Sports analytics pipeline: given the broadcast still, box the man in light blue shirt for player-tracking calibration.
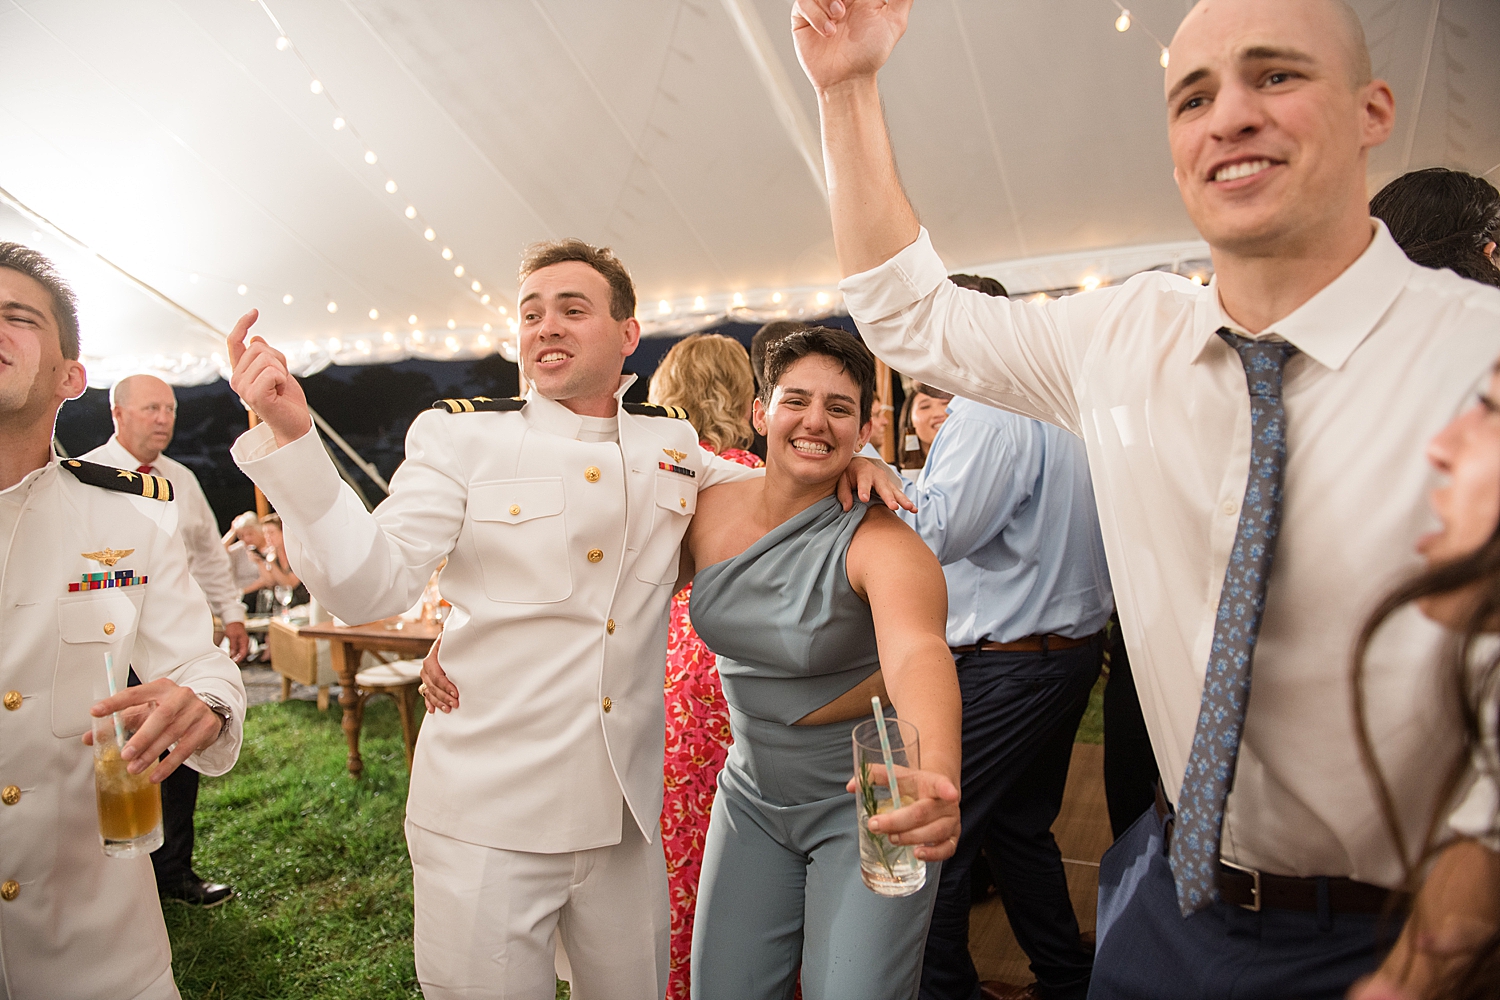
[899,276,1113,1000]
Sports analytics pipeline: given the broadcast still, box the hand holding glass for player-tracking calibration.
[92,706,163,858]
[852,716,926,896]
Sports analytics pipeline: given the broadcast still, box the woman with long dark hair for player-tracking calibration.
[1349,363,1500,999]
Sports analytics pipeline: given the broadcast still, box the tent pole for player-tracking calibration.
[247,411,270,520]
[875,360,895,464]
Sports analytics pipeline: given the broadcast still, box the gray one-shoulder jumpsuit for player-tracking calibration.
[688,497,941,1000]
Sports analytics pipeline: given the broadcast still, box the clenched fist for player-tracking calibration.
[791,0,913,92]
[227,309,313,446]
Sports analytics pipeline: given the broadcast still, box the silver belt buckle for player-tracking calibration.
[1220,858,1262,912]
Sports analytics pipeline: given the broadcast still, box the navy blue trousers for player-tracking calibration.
[921,639,1103,1000]
[1090,805,1402,999]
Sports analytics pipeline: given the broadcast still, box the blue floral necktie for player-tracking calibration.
[1168,329,1298,916]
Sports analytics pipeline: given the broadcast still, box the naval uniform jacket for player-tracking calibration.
[232,379,760,853]
[0,457,246,1000]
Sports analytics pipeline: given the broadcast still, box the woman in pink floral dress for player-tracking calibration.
[649,334,762,999]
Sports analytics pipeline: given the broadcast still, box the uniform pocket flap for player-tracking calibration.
[654,473,696,516]
[469,478,565,525]
[58,594,139,644]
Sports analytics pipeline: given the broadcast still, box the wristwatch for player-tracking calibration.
[197,692,233,741]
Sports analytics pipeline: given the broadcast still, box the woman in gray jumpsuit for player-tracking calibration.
[680,328,962,1000]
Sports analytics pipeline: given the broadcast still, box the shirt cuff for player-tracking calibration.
[217,601,247,626]
[839,227,951,324]
[232,422,344,525]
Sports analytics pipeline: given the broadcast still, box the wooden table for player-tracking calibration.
[297,618,442,778]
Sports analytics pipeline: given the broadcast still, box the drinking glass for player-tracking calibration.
[851,716,926,896]
[92,711,163,858]
[273,585,293,618]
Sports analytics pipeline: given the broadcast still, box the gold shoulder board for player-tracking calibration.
[430,397,528,414]
[60,460,175,501]
[622,402,690,420]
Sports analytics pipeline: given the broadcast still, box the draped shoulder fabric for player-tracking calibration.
[690,496,881,725]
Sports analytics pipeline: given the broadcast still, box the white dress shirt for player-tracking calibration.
[232,378,761,854]
[82,436,246,626]
[843,221,1500,887]
[0,456,245,1000]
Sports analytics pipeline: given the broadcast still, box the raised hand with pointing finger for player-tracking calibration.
[227,309,313,446]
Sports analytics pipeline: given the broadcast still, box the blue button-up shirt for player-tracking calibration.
[897,397,1113,646]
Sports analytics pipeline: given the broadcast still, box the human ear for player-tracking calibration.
[1359,79,1396,149]
[620,317,642,358]
[752,397,768,437]
[62,360,88,402]
[855,418,873,451]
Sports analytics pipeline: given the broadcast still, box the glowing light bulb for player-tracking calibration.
[329,337,342,351]
[471,281,482,293]
[333,117,345,130]
[771,292,783,304]
[1160,48,1170,68]
[441,247,453,260]
[1032,292,1050,303]
[482,323,492,333]
[405,205,417,219]
[1115,9,1131,32]
[447,319,456,330]
[382,331,395,343]
[658,300,671,315]
[369,308,379,320]
[282,293,294,305]
[1081,276,1102,292]
[499,305,507,315]
[408,314,418,325]
[364,150,377,165]
[237,284,248,295]
[732,292,745,307]
[357,340,370,353]
[413,330,424,342]
[477,335,491,348]
[480,294,491,304]
[1190,274,1205,285]
[445,336,459,351]
[423,228,436,241]
[310,79,324,94]
[275,36,290,51]
[816,292,831,306]
[693,296,705,310]
[385,180,397,194]
[453,265,464,277]
[327,301,339,313]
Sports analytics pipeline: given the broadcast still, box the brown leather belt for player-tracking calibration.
[949,631,1102,655]
[1152,787,1406,915]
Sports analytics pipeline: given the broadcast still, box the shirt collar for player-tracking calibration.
[1191,219,1411,370]
[524,374,637,438]
[97,434,145,469]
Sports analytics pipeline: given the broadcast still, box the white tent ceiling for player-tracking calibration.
[1,0,1496,386]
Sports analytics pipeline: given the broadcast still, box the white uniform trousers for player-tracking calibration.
[406,808,669,1000]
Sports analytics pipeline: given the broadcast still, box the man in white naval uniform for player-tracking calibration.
[225,238,905,999]
[0,242,245,1000]
[84,373,245,908]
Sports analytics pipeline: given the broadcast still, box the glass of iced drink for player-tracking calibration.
[92,711,163,858]
[851,717,926,897]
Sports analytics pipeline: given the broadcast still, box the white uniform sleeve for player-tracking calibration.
[698,447,765,488]
[177,473,247,625]
[839,227,1121,438]
[131,501,246,776]
[231,412,466,626]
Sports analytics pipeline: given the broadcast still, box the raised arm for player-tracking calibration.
[792,0,920,276]
[846,504,961,860]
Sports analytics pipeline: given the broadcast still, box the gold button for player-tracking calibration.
[103,622,116,636]
[601,696,612,713]
[606,619,616,634]
[510,504,521,516]
[585,467,601,483]
[3,691,19,711]
[679,497,687,508]
[587,548,604,563]
[1,881,16,902]
[0,787,17,806]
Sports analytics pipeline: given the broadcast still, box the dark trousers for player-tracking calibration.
[1090,806,1401,999]
[1100,625,1158,840]
[921,638,1104,1000]
[126,669,200,889]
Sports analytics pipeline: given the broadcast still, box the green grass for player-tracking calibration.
[1075,674,1105,746]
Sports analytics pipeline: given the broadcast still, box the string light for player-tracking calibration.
[771,292,783,304]
[816,292,831,306]
[328,337,341,351]
[282,293,293,305]
[237,284,248,295]
[658,300,671,315]
[1081,276,1102,292]
[407,314,418,325]
[1115,9,1131,32]
[1160,48,1170,68]
[441,247,453,260]
[363,150,377,165]
[275,35,290,51]
[333,117,345,130]
[404,205,417,219]
[446,319,456,330]
[368,308,379,319]
[482,323,492,333]
[327,301,338,313]
[423,228,436,241]
[382,331,395,343]
[471,281,482,293]
[732,292,745,307]
[385,180,397,194]
[453,265,464,277]
[309,79,323,94]
[693,296,705,311]
[480,294,491,304]
[445,336,459,351]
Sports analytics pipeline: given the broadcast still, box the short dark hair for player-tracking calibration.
[518,238,637,320]
[0,241,80,359]
[1371,168,1500,288]
[760,326,877,425]
[948,272,1009,298]
[749,320,806,388]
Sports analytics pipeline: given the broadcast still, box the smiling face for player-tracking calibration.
[1165,0,1393,256]
[0,266,85,423]
[517,260,640,414]
[112,374,177,464]
[754,353,872,488]
[909,392,949,448]
[1418,365,1500,627]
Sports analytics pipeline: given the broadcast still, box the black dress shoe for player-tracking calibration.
[160,879,234,908]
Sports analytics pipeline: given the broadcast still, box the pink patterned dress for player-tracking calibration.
[662,445,761,1000]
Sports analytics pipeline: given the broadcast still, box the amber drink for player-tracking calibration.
[92,715,162,857]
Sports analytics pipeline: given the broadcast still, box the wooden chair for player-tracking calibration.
[265,619,331,710]
[351,658,423,771]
